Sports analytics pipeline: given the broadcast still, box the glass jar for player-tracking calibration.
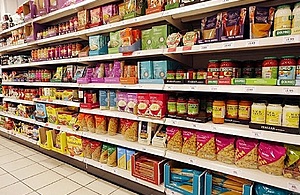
[226,100,238,119]
[274,5,292,36]
[262,57,278,79]
[197,69,207,80]
[177,97,187,117]
[242,61,255,78]
[187,69,196,80]
[278,56,296,80]
[297,57,300,80]
[212,100,225,124]
[188,97,199,118]
[167,70,176,80]
[238,100,252,120]
[219,59,234,79]
[207,60,219,79]
[266,104,283,126]
[251,102,267,124]
[176,69,186,80]
[282,104,300,128]
[167,96,177,115]
[292,2,300,34]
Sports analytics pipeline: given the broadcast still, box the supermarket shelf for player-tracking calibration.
[2,63,31,69]
[165,118,300,145]
[165,151,300,193]
[80,109,165,124]
[33,98,80,107]
[82,131,166,157]
[0,127,38,145]
[2,81,79,87]
[164,84,300,96]
[164,35,300,55]
[0,111,36,124]
[80,83,164,90]
[84,158,165,192]
[3,97,36,105]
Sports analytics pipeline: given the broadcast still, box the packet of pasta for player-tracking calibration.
[100,143,109,164]
[73,113,87,131]
[196,131,216,160]
[91,141,102,162]
[108,117,119,136]
[82,138,92,159]
[167,126,183,153]
[283,144,300,180]
[95,115,107,134]
[85,114,95,133]
[182,129,196,156]
[235,138,258,169]
[216,135,235,164]
[107,145,117,167]
[124,120,138,142]
[258,142,286,176]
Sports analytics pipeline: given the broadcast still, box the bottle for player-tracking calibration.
[212,100,225,124]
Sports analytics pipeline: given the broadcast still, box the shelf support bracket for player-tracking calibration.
[163,16,185,30]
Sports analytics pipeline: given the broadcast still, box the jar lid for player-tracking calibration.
[277,5,291,9]
[264,56,277,60]
[209,60,219,63]
[221,59,232,62]
[281,56,295,59]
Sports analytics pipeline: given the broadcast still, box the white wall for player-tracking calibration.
[0,0,21,18]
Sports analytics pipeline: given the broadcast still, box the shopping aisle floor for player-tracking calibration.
[0,136,138,195]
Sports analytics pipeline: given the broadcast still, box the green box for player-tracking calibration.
[108,31,121,54]
[165,2,179,10]
[142,29,153,50]
[245,78,277,85]
[152,25,175,49]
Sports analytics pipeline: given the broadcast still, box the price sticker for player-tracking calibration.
[113,169,117,174]
[232,169,239,176]
[211,125,217,131]
[134,51,141,56]
[105,138,109,142]
[200,44,210,50]
[192,123,198,129]
[283,36,296,44]
[246,40,259,47]
[45,123,49,127]
[288,182,300,192]
[189,85,197,90]
[223,42,234,49]
[141,147,147,151]
[171,119,178,125]
[56,126,61,130]
[166,85,173,90]
[283,88,294,95]
[251,130,262,138]
[222,0,231,2]
[245,86,255,93]
[188,158,196,165]
[210,86,219,91]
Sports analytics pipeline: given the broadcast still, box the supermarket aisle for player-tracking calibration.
[0,136,138,195]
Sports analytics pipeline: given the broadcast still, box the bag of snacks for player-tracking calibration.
[108,117,119,136]
[100,143,109,164]
[74,113,87,131]
[167,126,183,153]
[258,142,286,176]
[91,141,102,162]
[235,138,258,169]
[82,138,92,159]
[283,145,300,180]
[216,135,235,164]
[85,114,95,133]
[124,120,138,142]
[107,145,117,167]
[196,131,216,160]
[95,115,107,134]
[182,129,196,155]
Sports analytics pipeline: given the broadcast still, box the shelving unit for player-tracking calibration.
[1,0,300,194]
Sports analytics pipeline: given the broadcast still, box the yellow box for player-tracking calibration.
[51,131,67,154]
[126,149,135,171]
[117,147,126,170]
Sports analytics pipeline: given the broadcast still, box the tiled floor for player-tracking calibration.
[0,136,138,195]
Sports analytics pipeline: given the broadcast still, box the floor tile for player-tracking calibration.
[0,152,23,165]
[37,178,81,195]
[69,187,99,195]
[0,148,13,157]
[17,148,37,157]
[9,144,27,152]
[26,192,40,195]
[52,164,79,177]
[11,163,48,180]
[23,170,64,190]
[68,171,96,186]
[86,179,119,195]
[0,168,6,176]
[1,158,36,172]
[0,173,19,189]
[38,158,63,169]
[0,182,33,195]
[110,188,138,195]
[29,153,50,162]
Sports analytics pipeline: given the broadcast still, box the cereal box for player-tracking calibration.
[117,147,127,169]
[148,93,167,119]
[137,93,149,116]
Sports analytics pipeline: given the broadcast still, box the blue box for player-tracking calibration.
[164,162,205,195]
[139,61,153,79]
[153,60,177,79]
[99,90,109,110]
[89,35,109,56]
[204,172,253,195]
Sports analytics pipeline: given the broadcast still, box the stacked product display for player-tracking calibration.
[0,0,300,195]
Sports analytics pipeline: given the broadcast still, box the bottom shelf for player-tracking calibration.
[0,127,38,145]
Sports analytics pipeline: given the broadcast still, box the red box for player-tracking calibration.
[137,93,149,116]
[148,93,168,119]
[131,153,166,185]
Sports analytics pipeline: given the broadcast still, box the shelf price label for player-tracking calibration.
[283,36,297,44]
[244,86,256,93]
[288,182,300,193]
[210,86,219,91]
[222,0,231,2]
[170,119,178,125]
[231,169,240,176]
[188,157,196,165]
[200,44,210,50]
[189,85,197,90]
[223,42,234,49]
[165,85,173,90]
[283,87,295,95]
[246,40,259,47]
[251,130,262,138]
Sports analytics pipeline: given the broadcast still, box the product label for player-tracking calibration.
[213,105,225,118]
[238,105,251,119]
[207,68,219,79]
[177,102,187,114]
[251,107,266,123]
[167,102,177,113]
[226,105,238,118]
[283,111,300,128]
[188,103,199,115]
[262,67,278,79]
[278,65,296,79]
[296,65,300,80]
[266,109,282,125]
[274,15,292,30]
[219,67,233,78]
